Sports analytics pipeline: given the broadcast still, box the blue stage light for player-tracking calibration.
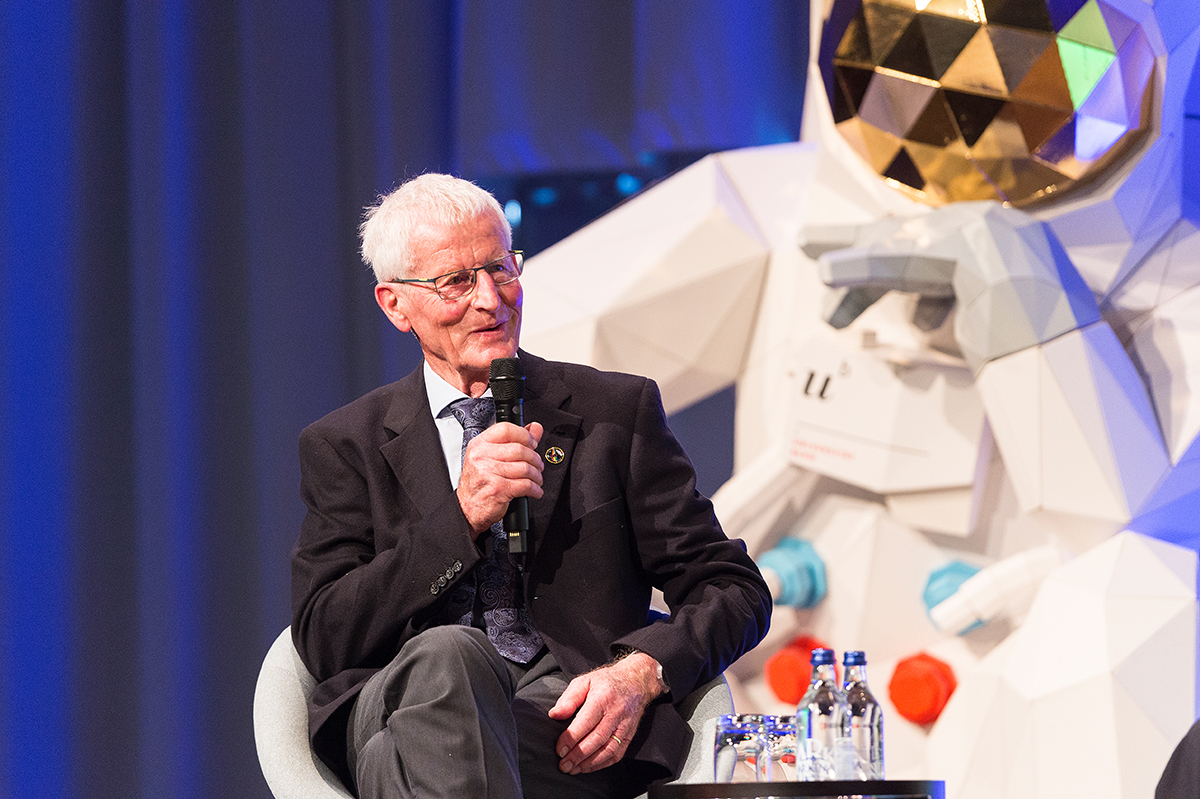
[615,172,642,196]
[504,199,522,226]
[530,186,558,206]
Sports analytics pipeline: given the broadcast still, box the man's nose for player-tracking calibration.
[471,269,501,310]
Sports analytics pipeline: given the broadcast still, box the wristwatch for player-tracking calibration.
[654,659,670,696]
[616,647,670,696]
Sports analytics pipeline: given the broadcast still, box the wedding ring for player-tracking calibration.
[611,735,622,745]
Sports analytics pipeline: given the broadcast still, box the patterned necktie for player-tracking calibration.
[448,397,545,664]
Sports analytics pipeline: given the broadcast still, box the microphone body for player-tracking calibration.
[489,357,530,555]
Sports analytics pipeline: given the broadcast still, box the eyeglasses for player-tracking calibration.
[387,251,524,301]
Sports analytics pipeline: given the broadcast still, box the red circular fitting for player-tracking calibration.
[764,635,832,704]
[889,652,957,725]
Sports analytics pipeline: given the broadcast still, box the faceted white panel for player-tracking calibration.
[1128,283,1200,463]
[710,446,820,557]
[800,496,945,660]
[1044,323,1170,517]
[1031,676,1122,796]
[787,331,985,494]
[519,151,770,414]
[975,324,1170,522]
[922,533,1197,799]
[1112,672,1187,799]
[717,143,821,252]
[1105,216,1200,323]
[1044,133,1183,297]
[976,348,1044,512]
[885,485,976,537]
[1130,427,1200,570]
[952,206,1102,370]
[591,249,766,411]
[923,638,1014,797]
[1112,604,1198,738]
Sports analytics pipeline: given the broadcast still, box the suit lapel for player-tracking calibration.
[520,352,581,552]
[379,368,455,520]
[373,354,580,552]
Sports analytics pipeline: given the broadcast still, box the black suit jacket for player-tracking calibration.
[291,351,771,784]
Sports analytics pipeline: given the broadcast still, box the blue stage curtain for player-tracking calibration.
[0,1,806,797]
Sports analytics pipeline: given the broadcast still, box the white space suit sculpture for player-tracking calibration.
[519,0,1200,795]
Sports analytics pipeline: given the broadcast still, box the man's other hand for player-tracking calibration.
[549,652,665,775]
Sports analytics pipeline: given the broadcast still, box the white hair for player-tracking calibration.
[360,173,511,282]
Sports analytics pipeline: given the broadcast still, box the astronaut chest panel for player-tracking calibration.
[788,334,985,494]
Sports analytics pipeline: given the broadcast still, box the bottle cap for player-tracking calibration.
[843,650,866,666]
[809,647,835,666]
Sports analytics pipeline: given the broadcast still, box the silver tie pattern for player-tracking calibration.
[448,397,544,664]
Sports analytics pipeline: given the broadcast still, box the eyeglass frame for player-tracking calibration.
[385,250,524,301]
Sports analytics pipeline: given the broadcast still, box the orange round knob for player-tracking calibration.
[889,652,957,725]
[764,635,831,704]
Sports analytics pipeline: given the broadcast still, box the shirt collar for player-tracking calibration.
[423,360,494,420]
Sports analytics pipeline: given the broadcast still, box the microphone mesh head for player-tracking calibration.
[489,357,524,401]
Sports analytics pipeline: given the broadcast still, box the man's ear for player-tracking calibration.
[375,283,413,333]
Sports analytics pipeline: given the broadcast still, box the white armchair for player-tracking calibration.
[253,626,732,798]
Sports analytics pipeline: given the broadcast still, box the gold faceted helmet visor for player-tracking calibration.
[821,0,1156,206]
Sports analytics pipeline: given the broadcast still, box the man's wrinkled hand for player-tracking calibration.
[548,652,664,775]
[457,421,544,537]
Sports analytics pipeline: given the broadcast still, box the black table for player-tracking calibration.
[649,780,945,799]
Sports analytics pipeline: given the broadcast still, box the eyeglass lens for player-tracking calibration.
[435,254,522,299]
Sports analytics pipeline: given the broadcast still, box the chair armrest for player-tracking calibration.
[253,627,354,799]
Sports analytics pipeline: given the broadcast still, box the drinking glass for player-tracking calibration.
[714,714,771,782]
[764,715,799,782]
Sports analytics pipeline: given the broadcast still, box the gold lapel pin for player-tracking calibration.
[545,446,565,464]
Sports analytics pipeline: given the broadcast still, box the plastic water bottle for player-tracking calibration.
[795,647,849,780]
[842,650,885,780]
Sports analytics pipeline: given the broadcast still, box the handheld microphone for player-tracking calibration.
[489,357,529,556]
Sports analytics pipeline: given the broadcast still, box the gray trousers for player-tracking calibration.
[347,625,648,799]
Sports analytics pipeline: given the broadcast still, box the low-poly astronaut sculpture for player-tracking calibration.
[518,0,1200,795]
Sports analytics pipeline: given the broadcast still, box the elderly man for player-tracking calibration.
[290,173,771,799]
